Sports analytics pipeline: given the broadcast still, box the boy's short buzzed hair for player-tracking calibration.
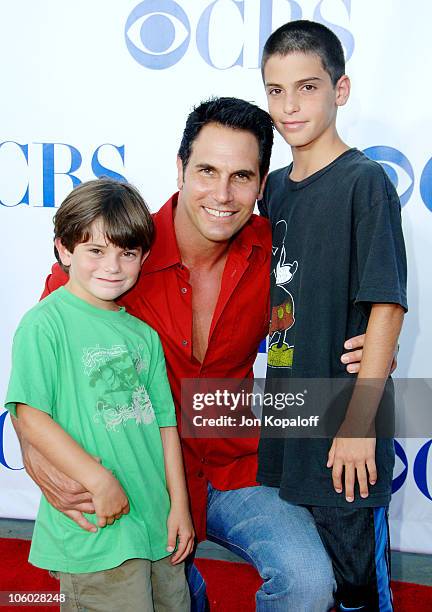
[53,178,154,271]
[261,20,345,86]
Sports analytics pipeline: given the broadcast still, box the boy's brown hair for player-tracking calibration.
[53,178,154,271]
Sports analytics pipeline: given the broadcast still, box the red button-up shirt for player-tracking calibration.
[41,193,271,540]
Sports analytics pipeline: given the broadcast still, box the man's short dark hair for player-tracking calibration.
[261,20,345,86]
[53,178,154,272]
[178,97,274,181]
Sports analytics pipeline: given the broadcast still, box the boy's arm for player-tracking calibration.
[16,403,129,528]
[11,415,97,531]
[328,303,405,502]
[340,334,398,375]
[160,426,195,564]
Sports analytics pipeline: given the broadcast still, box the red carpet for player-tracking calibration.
[194,559,432,611]
[0,538,431,611]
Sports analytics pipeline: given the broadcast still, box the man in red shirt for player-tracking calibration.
[18,98,366,611]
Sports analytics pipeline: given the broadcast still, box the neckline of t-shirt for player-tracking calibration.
[286,148,359,190]
[57,286,127,319]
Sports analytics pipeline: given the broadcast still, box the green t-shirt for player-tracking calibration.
[5,287,177,573]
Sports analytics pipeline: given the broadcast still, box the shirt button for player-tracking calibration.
[181,287,188,294]
[201,457,206,464]
[197,470,204,478]
[182,339,188,346]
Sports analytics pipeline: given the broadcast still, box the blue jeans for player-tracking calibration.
[187,484,335,611]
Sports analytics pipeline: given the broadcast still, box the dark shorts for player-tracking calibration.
[307,505,393,612]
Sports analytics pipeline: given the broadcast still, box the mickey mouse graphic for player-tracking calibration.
[268,220,298,368]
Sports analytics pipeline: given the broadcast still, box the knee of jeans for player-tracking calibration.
[262,554,335,601]
[296,561,335,602]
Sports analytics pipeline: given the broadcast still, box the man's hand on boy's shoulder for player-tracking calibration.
[22,442,98,532]
[341,334,398,374]
[327,437,377,503]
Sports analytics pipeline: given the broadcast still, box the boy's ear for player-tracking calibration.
[335,74,351,107]
[54,238,72,267]
[140,250,150,265]
[176,156,184,190]
[257,173,269,201]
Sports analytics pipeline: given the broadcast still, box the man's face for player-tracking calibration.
[176,123,265,246]
[263,52,349,148]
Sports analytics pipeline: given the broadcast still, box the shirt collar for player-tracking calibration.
[142,193,182,275]
[142,192,268,275]
[231,210,268,261]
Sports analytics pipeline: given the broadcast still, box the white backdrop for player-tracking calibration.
[0,0,431,554]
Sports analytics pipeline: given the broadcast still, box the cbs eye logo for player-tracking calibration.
[364,146,432,211]
[363,146,414,207]
[392,439,432,501]
[125,0,191,70]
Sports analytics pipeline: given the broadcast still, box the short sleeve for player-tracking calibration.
[355,193,408,315]
[5,324,57,418]
[145,332,177,428]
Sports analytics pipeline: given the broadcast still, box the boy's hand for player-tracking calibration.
[91,471,130,527]
[166,504,195,564]
[341,335,398,374]
[21,442,97,532]
[327,437,377,502]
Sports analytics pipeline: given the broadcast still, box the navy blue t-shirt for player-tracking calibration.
[257,148,407,507]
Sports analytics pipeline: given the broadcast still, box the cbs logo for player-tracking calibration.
[124,0,354,70]
[364,146,432,211]
[393,439,432,501]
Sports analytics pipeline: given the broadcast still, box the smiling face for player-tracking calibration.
[175,123,265,248]
[264,51,349,149]
[55,220,146,310]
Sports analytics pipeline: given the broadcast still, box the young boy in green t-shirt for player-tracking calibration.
[257,20,407,611]
[5,178,193,611]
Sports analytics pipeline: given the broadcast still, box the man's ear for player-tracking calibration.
[176,156,184,190]
[257,173,268,201]
[335,74,350,107]
[54,238,72,267]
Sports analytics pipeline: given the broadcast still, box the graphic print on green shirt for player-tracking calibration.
[83,343,156,431]
[5,287,177,573]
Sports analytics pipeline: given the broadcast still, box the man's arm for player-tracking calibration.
[15,404,129,528]
[328,303,405,502]
[12,415,98,531]
[160,426,195,564]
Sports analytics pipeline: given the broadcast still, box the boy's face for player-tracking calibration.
[263,52,349,149]
[55,220,146,310]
